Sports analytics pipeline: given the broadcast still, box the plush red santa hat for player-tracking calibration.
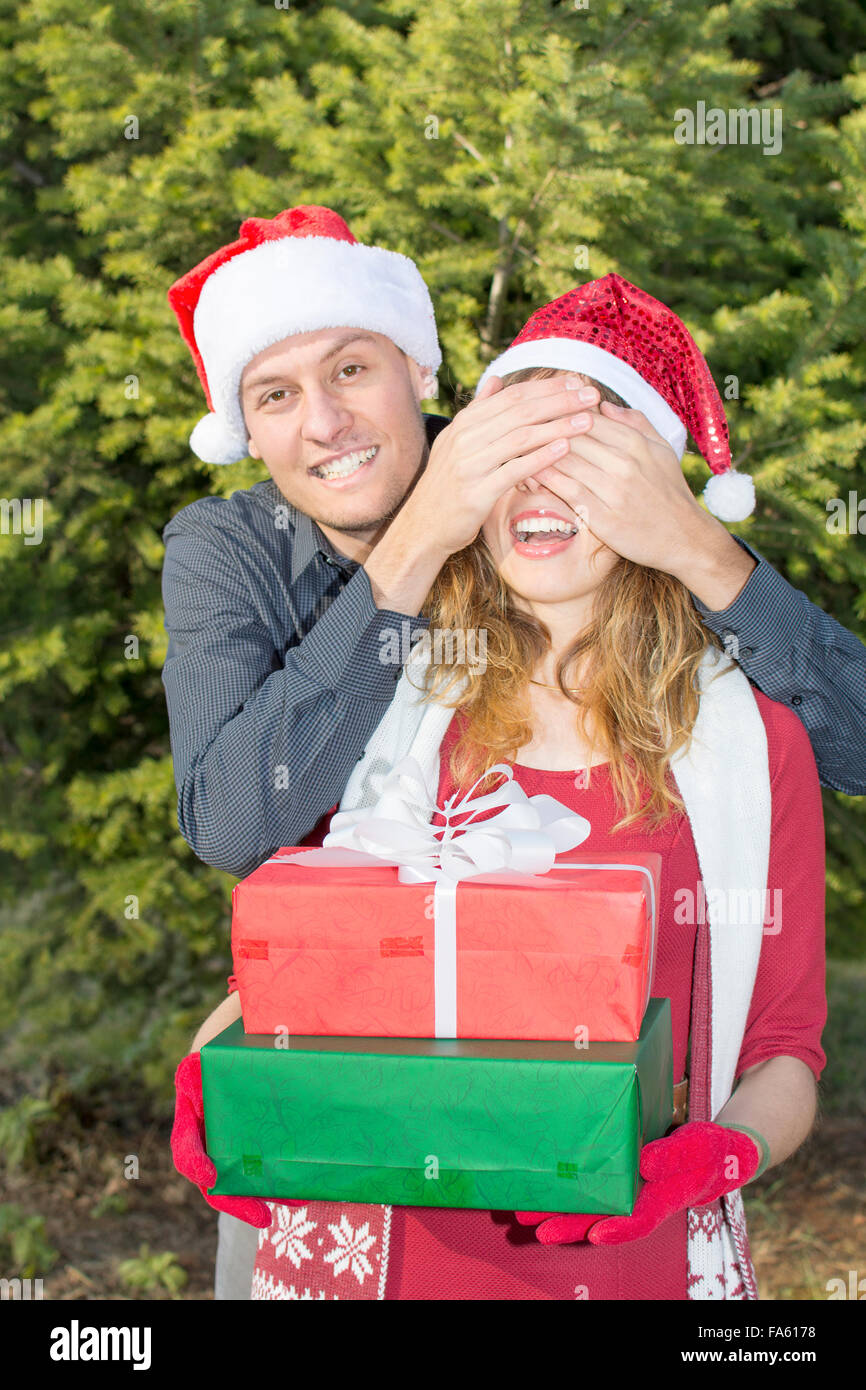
[168,205,441,465]
[476,274,755,522]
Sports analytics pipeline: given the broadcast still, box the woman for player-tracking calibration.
[176,275,826,1300]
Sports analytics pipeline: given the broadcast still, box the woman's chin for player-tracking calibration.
[502,575,599,607]
[492,534,618,606]
[494,553,592,602]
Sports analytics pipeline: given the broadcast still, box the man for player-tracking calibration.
[163,204,866,1297]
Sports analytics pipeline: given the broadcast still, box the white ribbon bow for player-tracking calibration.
[319,755,591,880]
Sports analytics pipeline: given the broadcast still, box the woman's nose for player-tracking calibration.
[516,476,541,493]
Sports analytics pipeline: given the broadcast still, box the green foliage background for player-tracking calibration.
[1,0,864,1123]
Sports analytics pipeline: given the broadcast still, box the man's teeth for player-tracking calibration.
[513,517,579,541]
[313,446,378,479]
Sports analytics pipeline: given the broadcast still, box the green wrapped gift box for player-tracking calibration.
[200,997,673,1215]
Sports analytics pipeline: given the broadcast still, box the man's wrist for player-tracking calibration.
[364,508,451,615]
[672,511,757,611]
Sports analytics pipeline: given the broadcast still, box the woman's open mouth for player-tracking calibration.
[510,510,582,558]
[309,445,380,487]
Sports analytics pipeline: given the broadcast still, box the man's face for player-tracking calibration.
[241,327,430,545]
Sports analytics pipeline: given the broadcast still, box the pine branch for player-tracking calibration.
[509,165,559,260]
[11,160,45,186]
[452,130,500,184]
[429,221,464,244]
[594,14,649,61]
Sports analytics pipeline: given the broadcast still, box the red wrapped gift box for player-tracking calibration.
[231,848,660,1042]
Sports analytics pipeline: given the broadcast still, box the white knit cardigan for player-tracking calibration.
[330,642,770,1299]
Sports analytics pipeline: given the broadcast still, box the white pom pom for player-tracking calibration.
[702,469,755,523]
[189,412,249,466]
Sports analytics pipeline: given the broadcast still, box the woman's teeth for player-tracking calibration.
[313,445,378,480]
[513,517,579,542]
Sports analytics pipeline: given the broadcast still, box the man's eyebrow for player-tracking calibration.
[242,334,379,394]
[242,373,289,393]
[319,332,378,362]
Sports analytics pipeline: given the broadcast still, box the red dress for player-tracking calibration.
[248,690,826,1300]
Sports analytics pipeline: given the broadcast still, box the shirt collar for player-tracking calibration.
[290,505,357,584]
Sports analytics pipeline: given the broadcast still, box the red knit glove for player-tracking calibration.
[171,1051,304,1229]
[515,1121,764,1245]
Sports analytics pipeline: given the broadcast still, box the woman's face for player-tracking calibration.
[480,384,620,615]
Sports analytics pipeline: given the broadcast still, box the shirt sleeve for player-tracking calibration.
[161,514,424,879]
[692,536,866,796]
[734,690,827,1083]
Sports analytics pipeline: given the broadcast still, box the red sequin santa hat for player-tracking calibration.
[477,274,755,522]
[168,205,441,465]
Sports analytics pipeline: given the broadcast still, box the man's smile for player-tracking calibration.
[309,444,380,485]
